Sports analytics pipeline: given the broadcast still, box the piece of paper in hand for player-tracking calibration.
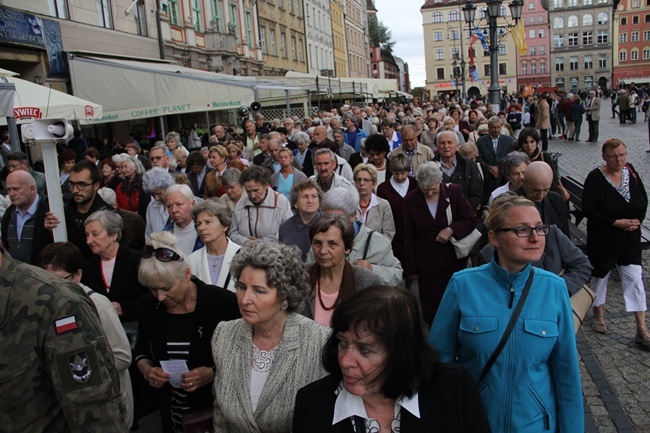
[160,360,190,388]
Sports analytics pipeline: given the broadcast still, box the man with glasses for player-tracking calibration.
[513,161,569,237]
[1,170,53,265]
[283,118,296,140]
[147,145,171,171]
[44,160,111,258]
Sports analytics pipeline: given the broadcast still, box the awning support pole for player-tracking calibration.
[159,117,166,140]
[285,90,291,118]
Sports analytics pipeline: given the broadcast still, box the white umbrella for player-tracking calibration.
[0,75,102,124]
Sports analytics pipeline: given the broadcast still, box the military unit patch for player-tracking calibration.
[68,352,92,383]
[55,315,78,334]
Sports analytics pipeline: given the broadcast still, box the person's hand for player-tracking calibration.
[353,260,373,270]
[111,302,123,317]
[489,166,499,178]
[44,212,61,231]
[614,218,640,231]
[145,366,170,389]
[436,227,454,243]
[181,367,215,393]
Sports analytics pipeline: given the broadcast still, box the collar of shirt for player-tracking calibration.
[332,381,420,425]
[15,195,39,219]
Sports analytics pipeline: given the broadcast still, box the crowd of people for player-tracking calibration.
[0,90,647,432]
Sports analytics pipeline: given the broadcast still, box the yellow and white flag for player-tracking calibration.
[512,20,528,55]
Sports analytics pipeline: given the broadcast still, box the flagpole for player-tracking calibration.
[458,2,466,101]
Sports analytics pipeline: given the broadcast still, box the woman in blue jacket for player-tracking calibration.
[429,193,583,433]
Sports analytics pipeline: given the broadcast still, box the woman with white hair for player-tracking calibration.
[115,154,149,217]
[166,131,189,157]
[163,184,203,256]
[142,167,175,239]
[404,161,477,325]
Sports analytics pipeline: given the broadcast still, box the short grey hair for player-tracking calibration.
[389,153,410,173]
[321,187,359,218]
[345,113,357,123]
[138,231,188,289]
[142,167,175,193]
[416,161,443,189]
[230,241,309,313]
[164,184,195,203]
[190,199,232,229]
[487,116,502,126]
[85,209,123,242]
[293,131,310,144]
[149,144,167,154]
[97,187,117,207]
[501,152,530,178]
[315,148,337,164]
[221,167,241,186]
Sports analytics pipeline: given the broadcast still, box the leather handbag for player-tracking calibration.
[446,206,482,259]
[570,284,596,334]
[181,407,214,433]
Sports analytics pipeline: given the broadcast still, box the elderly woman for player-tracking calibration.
[204,145,228,198]
[142,167,175,240]
[116,155,149,216]
[279,179,323,261]
[126,142,151,170]
[354,164,395,241]
[218,167,244,212]
[211,241,330,432]
[271,147,308,201]
[430,194,584,432]
[584,139,649,344]
[163,184,203,255]
[226,142,250,167]
[404,162,477,325]
[37,242,134,429]
[420,116,439,151]
[466,119,489,146]
[135,231,240,433]
[294,286,491,433]
[101,157,121,190]
[439,116,466,145]
[166,131,189,157]
[80,209,148,322]
[364,134,392,186]
[488,151,530,206]
[173,148,187,173]
[187,200,241,292]
[304,214,381,326]
[518,127,561,195]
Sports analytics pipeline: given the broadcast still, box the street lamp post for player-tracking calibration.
[462,0,523,106]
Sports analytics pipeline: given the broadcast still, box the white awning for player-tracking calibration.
[68,55,257,124]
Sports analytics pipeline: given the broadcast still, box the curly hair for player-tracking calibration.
[230,241,309,313]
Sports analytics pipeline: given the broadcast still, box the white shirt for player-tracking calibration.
[390,177,410,198]
[356,194,379,224]
[174,223,198,256]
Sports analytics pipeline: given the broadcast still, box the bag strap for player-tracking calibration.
[362,230,374,260]
[477,268,535,385]
[626,163,639,186]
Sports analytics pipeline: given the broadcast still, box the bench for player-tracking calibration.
[560,175,650,250]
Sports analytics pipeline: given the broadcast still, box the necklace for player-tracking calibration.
[375,161,386,170]
[359,201,370,209]
[317,280,343,311]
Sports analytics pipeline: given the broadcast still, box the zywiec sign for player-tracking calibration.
[14,106,42,120]
[84,105,95,118]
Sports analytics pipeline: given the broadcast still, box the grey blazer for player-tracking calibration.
[355,196,396,241]
[211,313,330,432]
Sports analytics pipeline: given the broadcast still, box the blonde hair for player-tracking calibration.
[353,163,378,183]
[137,231,188,289]
[484,193,536,232]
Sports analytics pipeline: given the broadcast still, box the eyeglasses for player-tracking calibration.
[142,245,182,262]
[496,225,550,237]
[604,152,627,160]
[68,181,95,190]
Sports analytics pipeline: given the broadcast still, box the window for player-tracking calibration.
[539,29,545,37]
[97,0,113,28]
[484,64,490,76]
[554,34,565,47]
[620,33,627,43]
[632,32,640,42]
[583,0,592,4]
[289,0,294,13]
[501,6,507,16]
[570,77,579,90]
[585,76,593,88]
[436,49,444,60]
[633,15,639,24]
[48,0,68,18]
[583,14,593,26]
[643,48,650,59]
[598,53,607,68]
[597,12,608,24]
[230,4,239,37]
[553,0,563,7]
[631,49,639,60]
[556,78,565,90]
[539,15,544,22]
[529,1,535,8]
[569,32,578,46]
[434,31,443,41]
[646,14,650,23]
[621,17,627,25]
[645,30,650,40]
[529,29,536,39]
[298,38,304,61]
[245,12,253,44]
[530,45,536,55]
[135,0,147,36]
[620,50,627,61]
[553,16,564,28]
[449,10,459,21]
[437,68,445,80]
[568,0,577,5]
[633,0,640,6]
[450,30,459,40]
[269,29,276,55]
[568,15,578,27]
[291,36,297,60]
[570,56,578,70]
[530,16,535,23]
[597,30,608,44]
[540,62,546,73]
[192,0,204,32]
[556,57,564,71]
[540,45,546,54]
[584,55,593,68]
[211,0,223,32]
[499,44,507,55]
[583,31,593,45]
[499,63,507,75]
[522,63,528,74]
[280,32,286,58]
[531,63,537,74]
[432,12,442,23]
[260,26,267,54]
[451,47,460,58]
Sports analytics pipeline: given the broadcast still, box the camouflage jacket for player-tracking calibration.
[0,249,128,433]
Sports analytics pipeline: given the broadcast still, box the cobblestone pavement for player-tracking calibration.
[549,99,650,433]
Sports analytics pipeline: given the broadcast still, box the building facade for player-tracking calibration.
[330,0,349,77]
[516,0,552,90]
[257,0,308,75]
[421,0,518,99]
[369,46,398,80]
[304,0,335,75]
[549,0,613,92]
[344,0,370,78]
[612,0,650,85]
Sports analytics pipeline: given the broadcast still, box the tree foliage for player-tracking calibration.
[368,16,396,52]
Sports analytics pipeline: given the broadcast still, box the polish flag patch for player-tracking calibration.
[55,316,78,334]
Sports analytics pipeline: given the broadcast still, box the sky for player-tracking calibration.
[374,0,427,89]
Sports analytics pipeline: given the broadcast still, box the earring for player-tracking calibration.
[280,300,288,310]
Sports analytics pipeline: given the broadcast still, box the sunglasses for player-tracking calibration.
[142,245,182,262]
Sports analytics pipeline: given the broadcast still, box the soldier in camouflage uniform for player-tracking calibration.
[0,248,128,432]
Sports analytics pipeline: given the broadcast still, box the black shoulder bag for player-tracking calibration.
[477,268,534,385]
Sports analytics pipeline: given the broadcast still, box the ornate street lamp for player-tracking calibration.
[463,0,523,106]
[181,49,190,66]
[206,55,213,71]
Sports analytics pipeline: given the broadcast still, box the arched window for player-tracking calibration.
[582,13,593,26]
[553,16,564,28]
[597,12,608,24]
[448,10,459,21]
[522,63,528,74]
[568,15,578,27]
[432,12,442,22]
